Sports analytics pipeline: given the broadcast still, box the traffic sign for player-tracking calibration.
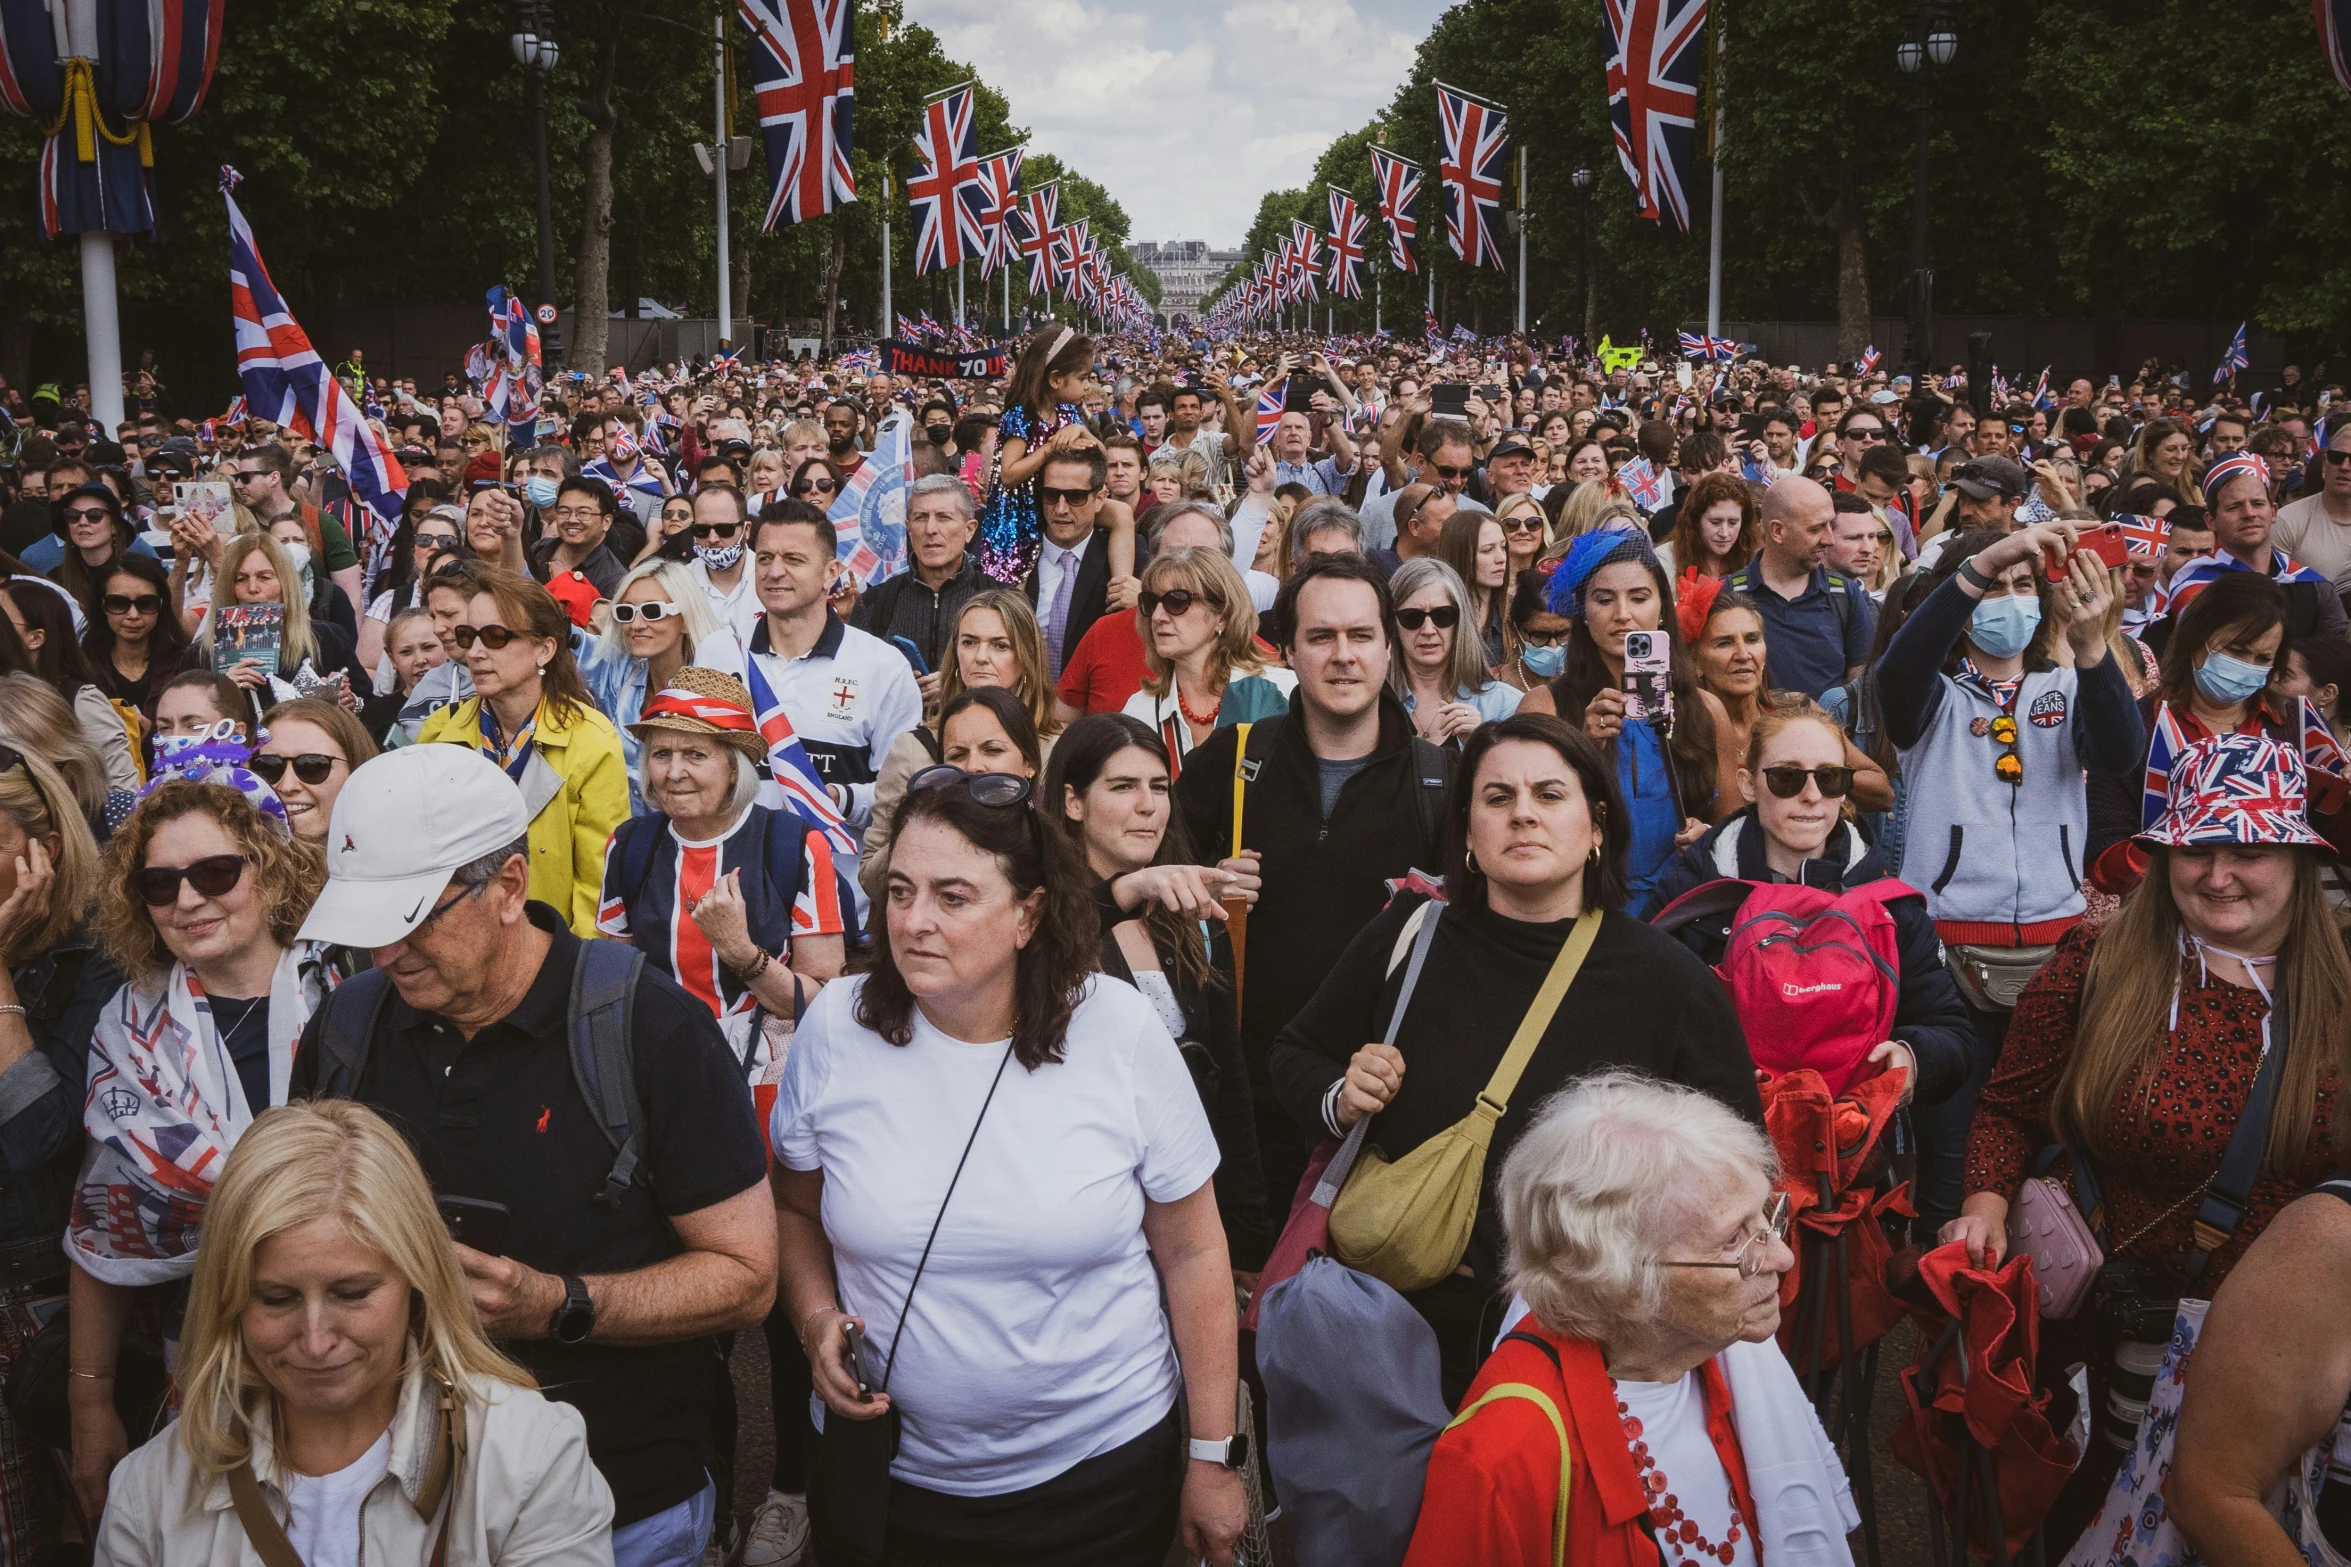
[535,303,558,325]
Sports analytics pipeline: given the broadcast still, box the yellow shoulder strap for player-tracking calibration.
[1445,1382,1573,1567]
[1230,722,1253,858]
[1481,906,1603,1113]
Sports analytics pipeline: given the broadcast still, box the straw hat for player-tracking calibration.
[627,666,771,767]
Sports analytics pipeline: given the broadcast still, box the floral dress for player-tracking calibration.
[977,401,1082,584]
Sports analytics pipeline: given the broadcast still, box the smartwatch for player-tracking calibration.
[1188,1432,1251,1469]
[549,1275,594,1345]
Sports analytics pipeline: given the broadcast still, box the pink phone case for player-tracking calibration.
[2006,1175,2104,1319]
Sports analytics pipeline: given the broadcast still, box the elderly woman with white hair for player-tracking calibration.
[1405,1072,1857,1567]
[574,558,727,816]
[1387,557,1522,745]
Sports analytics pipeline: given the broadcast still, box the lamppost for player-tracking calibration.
[1572,168,1595,349]
[1896,2,1956,380]
[510,1,563,369]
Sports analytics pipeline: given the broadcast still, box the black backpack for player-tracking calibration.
[310,938,650,1206]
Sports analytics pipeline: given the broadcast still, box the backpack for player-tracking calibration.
[1653,876,1910,1096]
[311,938,651,1206]
[1230,719,1450,855]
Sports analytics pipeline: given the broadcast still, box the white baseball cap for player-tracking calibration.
[298,746,532,949]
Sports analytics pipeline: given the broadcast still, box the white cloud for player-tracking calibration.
[907,0,1445,244]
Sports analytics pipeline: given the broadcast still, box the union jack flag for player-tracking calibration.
[1326,186,1368,300]
[972,146,1024,278]
[2031,367,2054,411]
[1290,220,1324,304]
[2325,0,2351,97]
[1858,344,1881,376]
[1255,381,1285,447]
[1368,147,1421,274]
[2111,514,2170,557]
[1048,223,1081,295]
[1616,455,1666,510]
[1602,0,1707,230]
[1437,83,1509,269]
[739,0,855,231]
[1425,308,1441,341]
[2214,320,2250,384]
[221,168,406,534]
[1016,182,1058,293]
[908,83,984,274]
[481,285,541,453]
[740,658,857,859]
[1678,330,1737,361]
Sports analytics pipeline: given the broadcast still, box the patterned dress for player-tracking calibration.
[977,401,1082,584]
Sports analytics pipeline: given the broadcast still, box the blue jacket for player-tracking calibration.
[1644,812,1971,1108]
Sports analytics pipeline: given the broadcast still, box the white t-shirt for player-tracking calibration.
[1615,1374,1758,1567]
[772,974,1218,1496]
[284,1429,392,1567]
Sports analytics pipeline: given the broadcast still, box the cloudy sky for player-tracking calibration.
[908,0,1451,247]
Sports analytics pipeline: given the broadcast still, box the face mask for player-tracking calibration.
[524,476,561,510]
[925,424,953,447]
[1521,642,1566,678]
[278,540,315,601]
[1968,592,2042,658]
[697,538,746,572]
[2195,647,2271,707]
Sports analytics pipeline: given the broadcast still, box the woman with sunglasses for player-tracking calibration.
[1121,547,1294,777]
[634,491,697,566]
[577,559,726,816]
[1388,560,1521,749]
[1647,697,1968,1100]
[67,765,327,1523]
[82,556,190,727]
[252,698,378,845]
[775,767,1246,1567]
[358,501,467,673]
[415,567,627,937]
[785,458,841,513]
[1436,508,1515,668]
[1492,491,1548,582]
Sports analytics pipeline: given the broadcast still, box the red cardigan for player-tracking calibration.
[1404,1325,1756,1567]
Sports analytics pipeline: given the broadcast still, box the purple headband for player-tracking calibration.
[142,722,292,836]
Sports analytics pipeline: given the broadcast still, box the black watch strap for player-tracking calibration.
[549,1274,593,1344]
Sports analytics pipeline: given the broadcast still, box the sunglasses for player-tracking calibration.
[1759,764,1854,799]
[2325,449,2351,467]
[249,751,344,786]
[1141,588,1213,618]
[1501,516,1546,534]
[1844,427,1888,442]
[102,593,163,616]
[1396,605,1461,631]
[690,522,741,539]
[791,477,839,496]
[230,470,265,484]
[132,853,247,907]
[413,532,460,552]
[907,764,1034,808]
[1429,462,1468,480]
[1039,485,1098,506]
[609,601,680,624]
[451,623,521,650]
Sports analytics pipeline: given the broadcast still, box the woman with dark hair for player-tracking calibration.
[359,498,467,671]
[2,578,140,789]
[1044,712,1268,1274]
[786,457,842,511]
[977,325,1108,585]
[1268,713,1758,1401]
[773,767,1246,1567]
[81,554,189,725]
[1684,581,1889,821]
[1494,568,1572,696]
[47,483,151,610]
[1519,529,1726,911]
[2276,633,2351,752]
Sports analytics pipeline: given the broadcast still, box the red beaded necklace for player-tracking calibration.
[1176,682,1223,728]
[1614,1388,1752,1566]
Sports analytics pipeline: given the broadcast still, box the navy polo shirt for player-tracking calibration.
[1722,562,1876,699]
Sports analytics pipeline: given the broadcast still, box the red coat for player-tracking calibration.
[1404,1325,1756,1567]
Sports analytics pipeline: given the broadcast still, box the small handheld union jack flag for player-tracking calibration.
[1857,345,1881,376]
[2214,321,2250,385]
[1677,331,1737,362]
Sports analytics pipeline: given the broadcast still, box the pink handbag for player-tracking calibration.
[2006,1175,2104,1319]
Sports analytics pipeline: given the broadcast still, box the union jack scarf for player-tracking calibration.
[68,951,325,1285]
[739,658,859,858]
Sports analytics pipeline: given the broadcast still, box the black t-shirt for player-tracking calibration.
[288,902,766,1524]
[209,993,272,1115]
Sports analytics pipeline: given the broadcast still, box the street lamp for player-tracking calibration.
[1572,168,1595,349]
[511,0,563,370]
[1897,1,1955,380]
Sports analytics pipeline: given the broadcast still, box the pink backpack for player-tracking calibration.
[1653,877,1914,1094]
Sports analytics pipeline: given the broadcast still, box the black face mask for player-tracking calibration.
[925,424,953,446]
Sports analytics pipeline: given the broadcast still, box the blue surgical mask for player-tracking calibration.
[1521,642,1566,678]
[1968,593,2042,658]
[2195,648,2271,707]
[524,476,561,510]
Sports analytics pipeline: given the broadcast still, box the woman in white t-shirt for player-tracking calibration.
[774,768,1248,1567]
[96,1100,612,1567]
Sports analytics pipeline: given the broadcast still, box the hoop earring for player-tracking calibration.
[1464,847,1479,876]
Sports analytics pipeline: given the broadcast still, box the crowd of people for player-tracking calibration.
[0,322,2346,1567]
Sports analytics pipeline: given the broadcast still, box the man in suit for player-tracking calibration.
[1023,446,1135,680]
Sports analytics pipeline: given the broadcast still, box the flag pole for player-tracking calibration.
[957,259,965,330]
[1705,10,1725,341]
[67,0,124,433]
[880,171,893,339]
[712,6,732,352]
[1515,147,1527,335]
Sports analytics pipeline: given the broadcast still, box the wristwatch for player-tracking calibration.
[1188,1432,1251,1469]
[549,1275,594,1345]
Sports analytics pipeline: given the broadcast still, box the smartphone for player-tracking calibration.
[1621,631,1672,723]
[1282,377,1317,415]
[175,480,234,534]
[1431,384,1470,419]
[2046,522,2130,578]
[437,1195,512,1257]
[887,634,929,677]
[842,1319,875,1399]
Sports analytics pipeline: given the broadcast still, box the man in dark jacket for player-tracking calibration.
[851,472,985,678]
[1175,554,1451,1220]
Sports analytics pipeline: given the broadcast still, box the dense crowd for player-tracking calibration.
[0,323,2344,1567]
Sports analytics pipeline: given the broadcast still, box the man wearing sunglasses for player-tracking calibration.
[1360,417,1480,553]
[681,483,758,638]
[1021,447,1126,681]
[289,746,775,1567]
[1831,408,1891,484]
[2273,422,2351,593]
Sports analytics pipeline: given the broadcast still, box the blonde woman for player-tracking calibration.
[1543,478,1642,558]
[1122,546,1295,775]
[578,559,726,815]
[860,589,1063,903]
[191,531,366,699]
[1146,446,1212,505]
[94,1101,613,1567]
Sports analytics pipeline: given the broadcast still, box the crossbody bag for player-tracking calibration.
[230,1376,465,1567]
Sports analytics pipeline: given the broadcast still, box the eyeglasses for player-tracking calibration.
[550,507,605,523]
[1520,626,1566,647]
[131,853,248,908]
[1039,485,1098,507]
[609,601,679,624]
[690,522,741,539]
[1759,764,1855,799]
[1395,605,1462,631]
[249,751,345,786]
[1501,515,1546,534]
[230,470,266,484]
[907,765,1034,808]
[791,477,839,496]
[1660,1193,1793,1280]
[451,623,520,650]
[407,875,489,938]
[1141,588,1214,618]
[103,593,164,616]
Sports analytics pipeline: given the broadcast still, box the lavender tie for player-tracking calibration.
[1044,549,1078,678]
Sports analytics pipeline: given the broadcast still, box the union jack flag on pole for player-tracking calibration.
[972,146,1024,279]
[1017,181,1059,294]
[1858,344,1882,376]
[221,168,407,532]
[1436,83,1509,270]
[1678,330,1737,361]
[1368,146,1422,274]
[1290,221,1324,304]
[481,286,541,452]
[1326,187,1368,301]
[2214,321,2250,384]
[907,83,984,274]
[739,0,855,231]
[1602,0,1707,231]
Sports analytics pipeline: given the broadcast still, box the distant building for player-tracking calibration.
[1135,239,1242,319]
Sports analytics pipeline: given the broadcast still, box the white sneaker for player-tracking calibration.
[737,1491,812,1567]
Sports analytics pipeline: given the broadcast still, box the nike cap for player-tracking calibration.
[297,746,532,950]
